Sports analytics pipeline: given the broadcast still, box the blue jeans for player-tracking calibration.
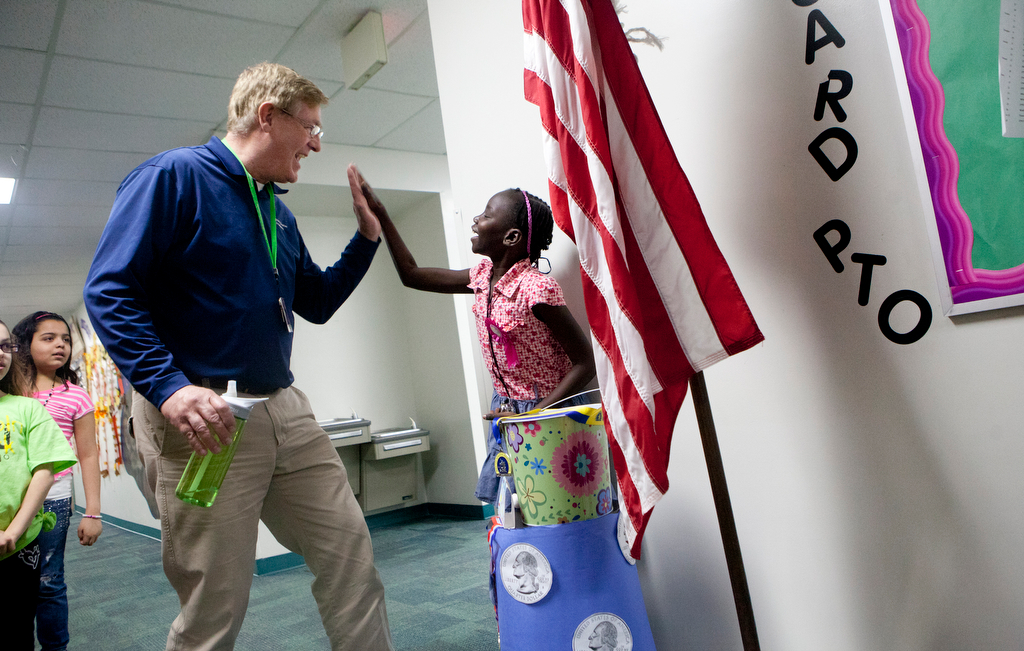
[35,497,71,651]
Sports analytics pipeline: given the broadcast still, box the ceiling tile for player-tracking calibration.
[0,273,89,289]
[0,102,34,146]
[43,57,237,121]
[0,144,27,178]
[321,0,427,47]
[0,0,58,50]
[0,281,87,314]
[275,19,346,83]
[362,12,438,98]
[24,147,152,183]
[34,107,216,154]
[319,88,432,146]
[374,0,429,44]
[0,0,448,319]
[15,179,121,207]
[0,245,94,269]
[373,99,445,154]
[155,0,325,27]
[310,79,345,98]
[9,225,101,247]
[282,0,427,84]
[57,0,294,77]
[0,48,48,105]
[13,204,112,228]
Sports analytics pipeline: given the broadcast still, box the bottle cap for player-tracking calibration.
[220,380,267,419]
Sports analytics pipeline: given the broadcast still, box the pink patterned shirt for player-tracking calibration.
[469,258,572,401]
[33,381,94,480]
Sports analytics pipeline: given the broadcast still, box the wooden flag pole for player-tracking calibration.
[689,371,761,651]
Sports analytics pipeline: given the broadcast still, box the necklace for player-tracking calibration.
[485,281,518,414]
[38,377,64,407]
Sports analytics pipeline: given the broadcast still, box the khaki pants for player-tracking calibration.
[134,386,393,651]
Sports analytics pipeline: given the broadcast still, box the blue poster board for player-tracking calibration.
[490,514,656,650]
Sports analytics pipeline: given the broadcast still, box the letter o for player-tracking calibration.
[877,290,932,345]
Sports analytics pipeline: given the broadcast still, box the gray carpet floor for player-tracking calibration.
[60,512,498,650]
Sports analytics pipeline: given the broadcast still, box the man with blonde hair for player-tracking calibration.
[85,62,393,650]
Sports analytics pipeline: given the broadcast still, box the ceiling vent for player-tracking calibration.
[341,11,388,90]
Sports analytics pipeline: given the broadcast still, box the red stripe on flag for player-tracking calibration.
[545,179,576,242]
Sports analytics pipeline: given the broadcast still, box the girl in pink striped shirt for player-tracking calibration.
[14,311,102,651]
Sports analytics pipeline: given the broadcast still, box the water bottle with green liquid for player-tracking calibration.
[175,381,267,507]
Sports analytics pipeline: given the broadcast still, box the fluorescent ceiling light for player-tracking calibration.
[0,178,14,204]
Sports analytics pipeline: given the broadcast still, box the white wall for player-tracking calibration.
[427,1,1024,649]
[291,193,478,506]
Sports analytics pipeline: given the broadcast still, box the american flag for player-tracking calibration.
[523,0,764,559]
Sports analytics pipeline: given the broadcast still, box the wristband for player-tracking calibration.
[82,514,102,520]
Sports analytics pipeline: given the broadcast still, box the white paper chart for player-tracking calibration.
[1000,0,1024,137]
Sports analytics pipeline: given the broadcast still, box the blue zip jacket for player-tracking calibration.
[84,136,378,408]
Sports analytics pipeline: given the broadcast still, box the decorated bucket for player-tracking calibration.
[497,404,613,526]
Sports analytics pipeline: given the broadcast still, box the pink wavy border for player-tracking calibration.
[891,0,1024,303]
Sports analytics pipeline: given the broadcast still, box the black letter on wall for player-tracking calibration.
[806,10,846,65]
[813,219,851,273]
[850,253,887,306]
[814,70,853,122]
[878,290,932,344]
[809,127,858,181]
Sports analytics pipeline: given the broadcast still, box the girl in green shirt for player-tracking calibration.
[0,318,76,650]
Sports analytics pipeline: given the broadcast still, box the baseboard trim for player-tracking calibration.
[74,505,161,540]
[424,502,493,520]
[254,553,304,576]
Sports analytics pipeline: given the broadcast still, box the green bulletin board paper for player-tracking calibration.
[918,0,1024,271]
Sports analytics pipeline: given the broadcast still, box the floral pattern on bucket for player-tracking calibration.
[597,487,613,516]
[552,430,605,497]
[516,474,547,520]
[506,423,524,453]
[498,405,612,526]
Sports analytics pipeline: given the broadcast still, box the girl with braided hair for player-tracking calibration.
[348,165,596,503]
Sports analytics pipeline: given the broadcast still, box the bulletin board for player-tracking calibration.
[881,0,1024,315]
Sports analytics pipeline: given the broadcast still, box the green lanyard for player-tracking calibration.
[223,142,293,332]
[224,143,277,277]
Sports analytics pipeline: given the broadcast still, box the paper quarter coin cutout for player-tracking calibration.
[572,612,633,651]
[499,543,552,604]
